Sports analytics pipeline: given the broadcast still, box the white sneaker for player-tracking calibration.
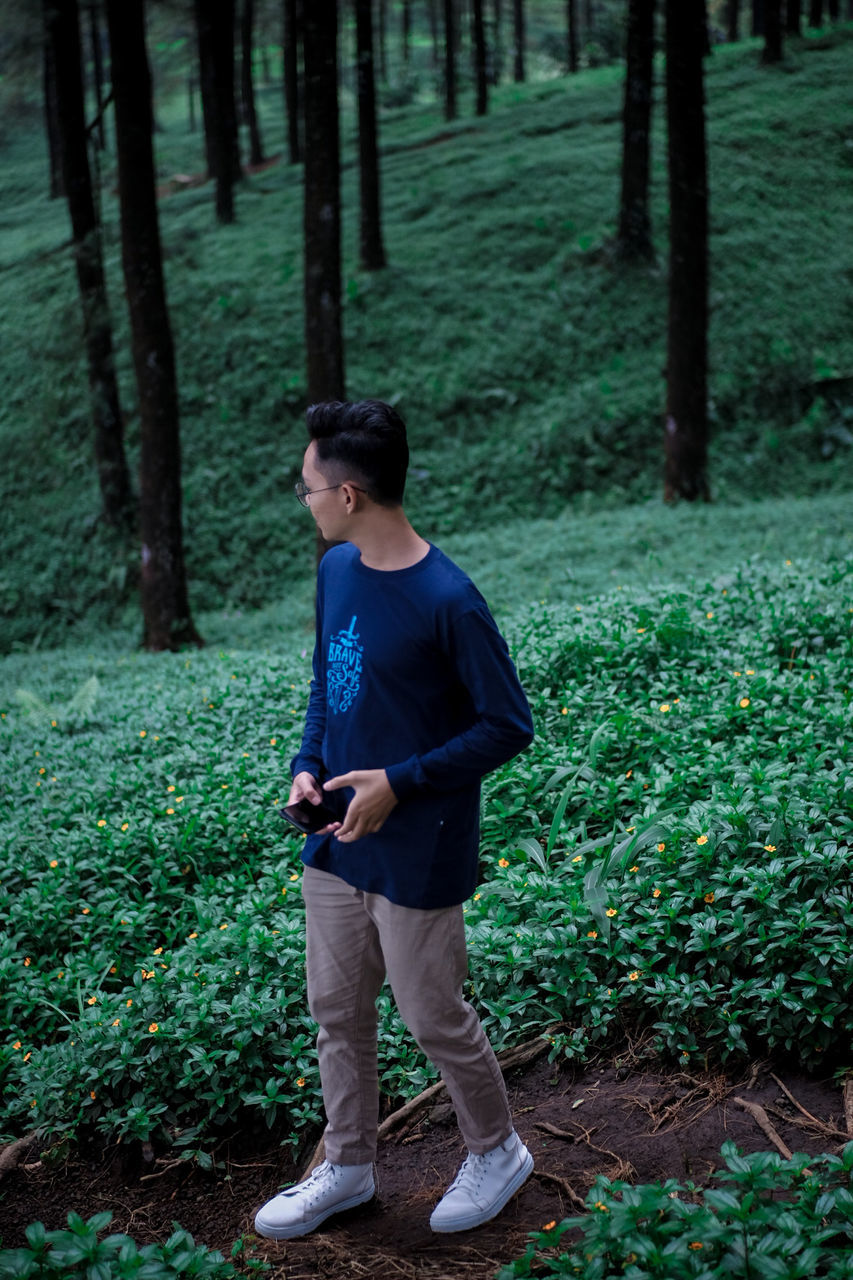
[429,1130,534,1233]
[254,1159,375,1239]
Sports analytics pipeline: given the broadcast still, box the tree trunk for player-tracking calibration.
[303,0,344,402]
[104,0,202,650]
[355,0,386,269]
[428,0,440,66]
[443,0,457,119]
[727,0,740,38]
[762,0,783,56]
[472,0,488,113]
[88,2,106,148]
[42,20,65,197]
[808,0,823,23]
[616,0,655,261]
[752,0,765,34]
[241,0,265,166]
[378,0,388,80]
[585,0,595,35]
[283,0,302,163]
[195,0,239,223]
[512,0,525,80]
[402,0,411,62]
[44,0,133,530]
[664,0,710,502]
[566,0,578,71]
[785,0,801,35]
[827,0,839,17]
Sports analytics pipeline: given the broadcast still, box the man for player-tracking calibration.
[254,400,535,1240]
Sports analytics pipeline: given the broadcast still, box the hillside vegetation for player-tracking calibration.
[1,28,852,652]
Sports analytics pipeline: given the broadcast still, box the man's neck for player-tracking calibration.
[350,508,430,571]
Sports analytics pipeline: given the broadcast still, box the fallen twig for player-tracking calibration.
[0,1132,39,1181]
[532,1168,586,1211]
[842,1076,853,1139]
[733,1097,793,1160]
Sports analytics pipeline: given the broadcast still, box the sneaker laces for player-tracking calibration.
[447,1151,490,1196]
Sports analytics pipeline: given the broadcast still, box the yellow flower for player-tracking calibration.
[657,842,665,852]
[587,930,598,939]
[561,707,568,715]
[142,969,155,979]
[166,808,175,815]
[296,1077,306,1088]
[706,611,714,619]
[12,1041,21,1050]
[733,670,741,677]
[90,1091,96,1100]
[57,970,64,979]
[188,932,198,939]
[97,819,106,828]
[219,923,228,930]
[605,907,617,918]
[270,738,277,746]
[637,627,646,633]
[139,730,146,738]
[81,907,90,915]
[121,823,129,832]
[112,1019,120,1027]
[764,844,777,852]
[148,1023,159,1034]
[659,703,671,712]
[176,796,184,803]
[625,769,633,778]
[473,893,481,900]
[126,998,133,1007]
[629,865,639,873]
[87,996,97,1006]
[594,1201,609,1212]
[498,858,510,868]
[688,1242,703,1251]
[572,855,582,864]
[696,834,709,846]
[24,957,31,967]
[153,947,163,956]
[628,971,640,981]
[746,669,754,675]
[739,697,750,709]
[543,1220,557,1231]
[704,892,715,904]
[652,889,661,898]
[289,873,299,881]
[167,785,175,793]
[39,767,46,775]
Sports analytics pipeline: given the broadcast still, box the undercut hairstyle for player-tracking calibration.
[306,399,409,507]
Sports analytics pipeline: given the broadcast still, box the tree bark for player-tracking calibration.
[44,0,133,530]
[752,0,765,34]
[402,0,411,62]
[786,0,801,35]
[194,0,240,223]
[241,0,265,165]
[283,0,302,163]
[808,0,823,22]
[303,0,344,402]
[472,0,488,113]
[827,0,839,17]
[762,0,783,57]
[616,0,655,261]
[104,0,202,650]
[42,19,65,197]
[443,0,457,119]
[566,0,578,71]
[427,0,440,66]
[378,0,388,80]
[88,2,106,148]
[664,0,710,502]
[355,0,387,269]
[512,0,525,80]
[727,0,741,38]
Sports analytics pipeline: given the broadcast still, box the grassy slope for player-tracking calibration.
[0,30,852,652]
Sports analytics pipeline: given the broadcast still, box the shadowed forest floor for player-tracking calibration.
[1,1054,847,1278]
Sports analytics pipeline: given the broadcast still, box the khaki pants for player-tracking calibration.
[302,864,513,1165]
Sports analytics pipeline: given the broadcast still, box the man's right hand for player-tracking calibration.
[289,771,324,806]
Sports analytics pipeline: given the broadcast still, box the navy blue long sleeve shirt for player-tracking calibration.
[291,542,534,908]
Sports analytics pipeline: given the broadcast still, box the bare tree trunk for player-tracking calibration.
[727,0,741,38]
[303,0,344,402]
[786,0,801,34]
[378,0,388,80]
[752,0,765,34]
[616,0,655,260]
[664,0,710,502]
[427,0,440,66]
[808,0,823,23]
[472,0,488,113]
[566,0,578,71]
[283,0,302,163]
[88,2,106,148]
[402,0,411,61]
[45,0,133,530]
[241,0,265,165]
[43,22,65,197]
[105,0,202,650]
[512,0,525,80]
[443,0,457,119]
[827,0,839,17]
[195,0,240,222]
[762,0,783,56]
[355,0,386,269]
[491,0,503,82]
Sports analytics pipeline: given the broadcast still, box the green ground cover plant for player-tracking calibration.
[498,1141,853,1280]
[1,32,852,651]
[1,545,849,1155]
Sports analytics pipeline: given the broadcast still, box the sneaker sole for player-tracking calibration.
[430,1151,534,1234]
[254,1186,375,1240]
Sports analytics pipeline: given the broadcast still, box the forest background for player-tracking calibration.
[0,2,852,1277]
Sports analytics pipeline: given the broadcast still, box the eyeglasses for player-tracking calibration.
[294,479,367,508]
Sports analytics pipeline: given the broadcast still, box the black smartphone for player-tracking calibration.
[279,798,339,835]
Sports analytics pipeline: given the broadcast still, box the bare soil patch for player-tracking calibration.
[0,1055,847,1279]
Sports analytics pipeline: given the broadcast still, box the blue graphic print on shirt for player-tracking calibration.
[327,615,363,714]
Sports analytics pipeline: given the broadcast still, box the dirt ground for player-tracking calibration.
[1,1053,849,1279]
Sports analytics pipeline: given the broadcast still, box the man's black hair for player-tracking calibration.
[306,400,409,507]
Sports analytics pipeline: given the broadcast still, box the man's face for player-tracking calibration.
[301,441,346,543]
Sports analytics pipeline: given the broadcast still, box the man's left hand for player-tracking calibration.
[323,769,398,842]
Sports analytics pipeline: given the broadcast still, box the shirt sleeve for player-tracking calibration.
[384,602,534,800]
[290,571,327,782]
